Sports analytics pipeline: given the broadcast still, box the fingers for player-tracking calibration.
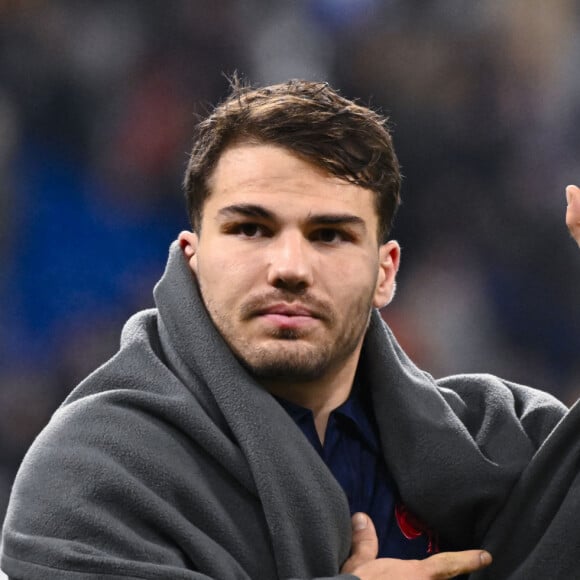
[422,549,492,579]
[341,513,379,573]
[340,512,492,579]
[566,184,580,247]
[565,184,580,206]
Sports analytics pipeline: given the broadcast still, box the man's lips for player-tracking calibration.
[255,303,322,329]
[258,304,320,317]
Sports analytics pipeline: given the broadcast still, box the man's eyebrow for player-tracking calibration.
[308,214,367,230]
[216,204,367,230]
[217,204,274,220]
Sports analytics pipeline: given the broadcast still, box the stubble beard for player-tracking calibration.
[203,289,375,384]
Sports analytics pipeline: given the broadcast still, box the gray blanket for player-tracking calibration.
[0,243,571,579]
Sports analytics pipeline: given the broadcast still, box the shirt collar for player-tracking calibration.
[332,388,380,454]
[275,385,380,454]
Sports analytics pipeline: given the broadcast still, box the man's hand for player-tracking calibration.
[341,513,492,580]
[566,185,580,247]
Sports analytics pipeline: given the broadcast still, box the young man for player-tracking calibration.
[1,80,579,580]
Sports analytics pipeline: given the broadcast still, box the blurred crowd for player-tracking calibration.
[1,0,580,524]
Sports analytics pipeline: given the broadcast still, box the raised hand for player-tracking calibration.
[341,512,492,580]
[566,185,580,247]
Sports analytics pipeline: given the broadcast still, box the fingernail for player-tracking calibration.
[352,513,367,531]
[480,551,492,566]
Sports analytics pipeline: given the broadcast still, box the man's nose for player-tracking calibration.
[266,231,314,292]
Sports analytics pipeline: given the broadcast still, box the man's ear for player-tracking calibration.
[178,230,199,275]
[373,240,401,309]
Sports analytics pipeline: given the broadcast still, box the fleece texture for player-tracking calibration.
[0,242,569,579]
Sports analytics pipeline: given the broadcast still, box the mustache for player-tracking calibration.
[239,291,332,322]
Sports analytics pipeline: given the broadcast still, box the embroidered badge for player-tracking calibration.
[395,502,439,554]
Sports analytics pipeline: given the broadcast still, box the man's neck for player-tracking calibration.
[263,359,359,444]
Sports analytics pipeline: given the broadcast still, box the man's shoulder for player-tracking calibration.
[435,372,568,448]
[17,303,228,494]
[63,306,202,411]
[435,371,566,411]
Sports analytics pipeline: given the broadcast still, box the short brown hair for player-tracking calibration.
[183,79,401,243]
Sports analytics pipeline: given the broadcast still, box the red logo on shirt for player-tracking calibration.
[395,502,439,554]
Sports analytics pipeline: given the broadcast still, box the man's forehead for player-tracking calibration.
[209,143,338,187]
[199,142,382,241]
[207,144,374,204]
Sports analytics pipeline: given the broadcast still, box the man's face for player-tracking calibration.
[180,143,399,384]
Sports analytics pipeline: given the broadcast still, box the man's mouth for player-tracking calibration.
[256,303,321,330]
[259,304,319,317]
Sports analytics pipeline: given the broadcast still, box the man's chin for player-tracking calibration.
[236,345,330,383]
[246,364,327,383]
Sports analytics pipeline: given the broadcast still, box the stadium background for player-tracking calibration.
[1,0,580,526]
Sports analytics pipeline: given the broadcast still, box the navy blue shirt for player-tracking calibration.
[277,390,437,559]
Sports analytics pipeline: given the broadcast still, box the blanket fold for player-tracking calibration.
[472,397,580,578]
[0,242,569,579]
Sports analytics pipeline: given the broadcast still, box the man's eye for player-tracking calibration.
[238,223,263,238]
[312,228,345,243]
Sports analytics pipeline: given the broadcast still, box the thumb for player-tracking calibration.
[566,184,580,246]
[341,513,379,573]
